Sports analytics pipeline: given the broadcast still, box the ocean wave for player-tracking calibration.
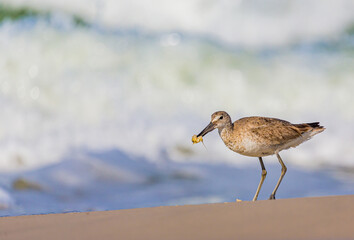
[0,16,353,172]
[1,0,354,48]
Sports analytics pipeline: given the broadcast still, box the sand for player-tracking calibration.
[1,195,354,240]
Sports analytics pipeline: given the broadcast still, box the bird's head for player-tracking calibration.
[197,111,232,137]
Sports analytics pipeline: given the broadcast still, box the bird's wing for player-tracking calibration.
[245,118,302,145]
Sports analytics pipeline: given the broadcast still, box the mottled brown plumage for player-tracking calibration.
[196,111,324,201]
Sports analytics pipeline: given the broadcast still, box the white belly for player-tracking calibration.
[238,137,275,157]
[221,136,275,157]
[233,134,310,157]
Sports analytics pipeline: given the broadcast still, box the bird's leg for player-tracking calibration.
[269,153,287,200]
[253,157,267,201]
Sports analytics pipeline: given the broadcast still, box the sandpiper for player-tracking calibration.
[194,111,325,201]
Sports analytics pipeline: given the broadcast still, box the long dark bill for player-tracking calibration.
[197,122,216,137]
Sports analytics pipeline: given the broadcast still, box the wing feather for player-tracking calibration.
[236,117,302,145]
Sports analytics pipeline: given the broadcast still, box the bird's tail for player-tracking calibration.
[293,122,325,137]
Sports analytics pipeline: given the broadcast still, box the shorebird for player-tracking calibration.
[194,111,325,201]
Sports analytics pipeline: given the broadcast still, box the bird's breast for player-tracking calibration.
[219,128,275,157]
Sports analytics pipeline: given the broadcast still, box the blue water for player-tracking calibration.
[0,1,354,216]
[1,148,354,216]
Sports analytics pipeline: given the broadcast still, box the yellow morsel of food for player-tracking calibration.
[191,135,203,144]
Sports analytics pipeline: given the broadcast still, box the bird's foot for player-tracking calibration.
[268,194,276,200]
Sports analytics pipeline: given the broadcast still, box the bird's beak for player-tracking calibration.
[197,122,216,137]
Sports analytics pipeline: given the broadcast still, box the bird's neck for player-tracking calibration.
[218,122,233,135]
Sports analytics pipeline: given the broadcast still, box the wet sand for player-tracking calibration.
[1,195,354,240]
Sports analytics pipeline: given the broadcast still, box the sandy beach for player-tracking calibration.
[1,195,353,240]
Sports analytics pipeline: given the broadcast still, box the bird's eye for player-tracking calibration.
[219,116,223,120]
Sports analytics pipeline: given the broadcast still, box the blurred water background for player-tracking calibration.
[0,0,354,216]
